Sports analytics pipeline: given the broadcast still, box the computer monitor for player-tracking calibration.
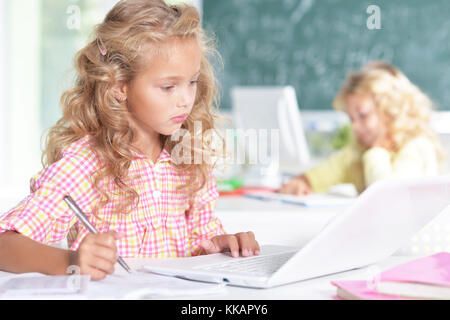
[231,86,310,186]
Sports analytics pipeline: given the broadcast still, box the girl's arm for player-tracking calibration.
[0,148,120,279]
[303,143,363,193]
[0,231,76,275]
[363,136,438,186]
[279,175,312,196]
[0,230,122,280]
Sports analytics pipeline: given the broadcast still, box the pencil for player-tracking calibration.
[63,195,132,274]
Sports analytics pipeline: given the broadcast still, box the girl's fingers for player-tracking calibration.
[88,255,116,275]
[93,245,118,265]
[77,231,124,281]
[78,253,114,281]
[295,183,310,196]
[235,232,253,257]
[224,236,240,258]
[247,231,261,255]
[94,231,119,248]
[236,232,260,257]
[280,183,294,194]
[83,265,107,281]
[287,182,300,195]
[296,188,306,196]
[200,239,221,255]
[212,235,239,258]
[202,234,260,258]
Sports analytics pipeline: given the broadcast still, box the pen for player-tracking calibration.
[63,195,132,273]
[242,194,307,207]
[242,194,272,202]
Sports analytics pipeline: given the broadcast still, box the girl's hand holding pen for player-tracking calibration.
[75,231,125,281]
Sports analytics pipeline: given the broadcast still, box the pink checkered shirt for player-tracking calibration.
[0,136,225,258]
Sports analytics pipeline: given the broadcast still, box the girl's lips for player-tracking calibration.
[171,114,189,123]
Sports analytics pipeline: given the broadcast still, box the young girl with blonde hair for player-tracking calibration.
[281,61,445,196]
[0,0,259,280]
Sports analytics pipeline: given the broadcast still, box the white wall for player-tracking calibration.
[1,0,204,191]
[7,0,42,188]
[0,0,9,185]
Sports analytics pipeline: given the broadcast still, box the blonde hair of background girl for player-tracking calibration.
[42,0,224,217]
[333,61,446,168]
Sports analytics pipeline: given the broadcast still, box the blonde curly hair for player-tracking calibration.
[333,61,445,165]
[42,0,223,216]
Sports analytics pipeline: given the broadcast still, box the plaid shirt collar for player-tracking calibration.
[131,147,172,163]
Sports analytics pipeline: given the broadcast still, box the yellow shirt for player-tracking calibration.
[304,136,440,194]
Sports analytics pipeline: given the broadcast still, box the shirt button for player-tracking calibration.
[153,190,162,199]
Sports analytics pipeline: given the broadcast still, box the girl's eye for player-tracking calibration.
[161,86,174,91]
[190,80,199,86]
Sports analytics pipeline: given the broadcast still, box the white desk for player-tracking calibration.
[0,255,423,300]
[134,255,421,300]
[0,195,447,300]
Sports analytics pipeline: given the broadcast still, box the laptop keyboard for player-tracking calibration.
[196,251,296,277]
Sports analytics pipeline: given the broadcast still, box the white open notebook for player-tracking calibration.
[0,271,227,299]
[0,274,90,297]
[243,192,356,208]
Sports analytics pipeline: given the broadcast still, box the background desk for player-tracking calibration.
[1,192,449,254]
[215,196,450,256]
[215,196,339,247]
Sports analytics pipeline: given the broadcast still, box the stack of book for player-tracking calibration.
[332,252,450,300]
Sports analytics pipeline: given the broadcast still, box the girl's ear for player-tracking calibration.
[113,82,128,102]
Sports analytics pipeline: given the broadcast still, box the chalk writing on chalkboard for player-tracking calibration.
[204,0,450,110]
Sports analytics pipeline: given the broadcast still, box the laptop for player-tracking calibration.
[142,176,450,288]
[231,86,311,188]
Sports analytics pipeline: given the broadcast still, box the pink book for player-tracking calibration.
[332,253,450,300]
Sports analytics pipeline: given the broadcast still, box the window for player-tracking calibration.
[3,0,113,189]
[41,0,113,131]
[2,0,201,190]
[0,0,8,184]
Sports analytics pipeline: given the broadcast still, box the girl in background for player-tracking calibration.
[280,61,445,196]
[0,0,259,280]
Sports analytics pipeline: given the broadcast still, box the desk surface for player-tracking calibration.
[122,255,420,300]
[0,196,446,299]
[0,255,421,300]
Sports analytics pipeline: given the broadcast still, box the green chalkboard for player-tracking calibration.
[203,0,450,110]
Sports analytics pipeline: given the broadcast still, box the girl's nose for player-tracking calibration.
[177,88,192,108]
[352,122,363,136]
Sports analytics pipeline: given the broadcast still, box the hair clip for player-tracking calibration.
[97,36,108,56]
